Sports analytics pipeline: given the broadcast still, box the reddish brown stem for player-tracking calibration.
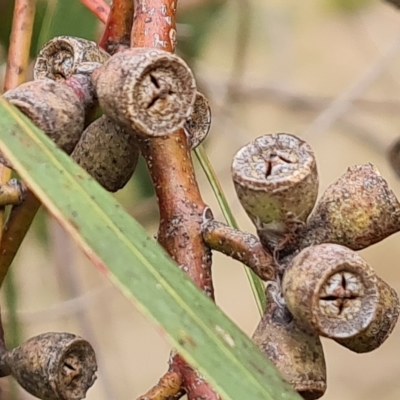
[3,0,37,92]
[80,0,110,24]
[0,75,96,286]
[99,0,134,54]
[131,1,219,399]
[135,371,183,400]
[202,220,276,281]
[0,0,36,283]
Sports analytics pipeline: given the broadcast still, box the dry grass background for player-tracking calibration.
[3,0,400,399]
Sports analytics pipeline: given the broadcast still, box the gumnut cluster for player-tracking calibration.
[1,34,400,400]
[2,36,211,192]
[0,36,211,400]
[229,133,400,399]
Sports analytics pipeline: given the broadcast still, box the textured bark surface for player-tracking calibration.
[131,1,220,399]
[202,219,276,281]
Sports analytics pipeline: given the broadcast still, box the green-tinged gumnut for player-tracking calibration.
[335,277,400,353]
[231,133,318,252]
[71,115,139,192]
[6,332,97,400]
[34,36,110,81]
[282,244,379,339]
[303,163,400,250]
[3,80,85,154]
[252,285,326,400]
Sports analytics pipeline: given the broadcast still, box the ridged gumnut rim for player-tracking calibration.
[34,36,110,81]
[283,244,380,339]
[93,47,197,137]
[231,133,318,225]
[184,91,211,149]
[53,336,97,400]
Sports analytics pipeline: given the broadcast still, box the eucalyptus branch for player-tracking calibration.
[0,0,36,274]
[99,0,133,54]
[202,219,276,281]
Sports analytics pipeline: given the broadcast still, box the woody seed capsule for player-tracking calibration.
[34,36,110,81]
[231,133,318,253]
[5,332,97,400]
[253,285,326,400]
[282,244,379,339]
[302,163,400,250]
[71,115,139,192]
[3,79,85,154]
[184,91,211,149]
[335,277,400,353]
[92,47,197,137]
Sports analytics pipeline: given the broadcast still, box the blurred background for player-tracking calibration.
[2,0,400,399]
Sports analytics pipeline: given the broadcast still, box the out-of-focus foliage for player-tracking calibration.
[324,0,375,12]
[177,0,226,62]
[0,0,99,57]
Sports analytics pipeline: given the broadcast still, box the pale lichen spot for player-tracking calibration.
[215,325,235,347]
[169,28,177,51]
[153,33,167,48]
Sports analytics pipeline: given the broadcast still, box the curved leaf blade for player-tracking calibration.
[0,98,300,400]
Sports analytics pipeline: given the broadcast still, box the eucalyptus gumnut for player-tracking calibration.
[3,79,85,154]
[302,163,400,250]
[282,244,383,340]
[388,137,400,178]
[92,47,197,137]
[252,285,326,400]
[34,36,110,81]
[71,115,139,192]
[184,91,211,149]
[335,277,399,353]
[231,133,318,253]
[4,332,97,400]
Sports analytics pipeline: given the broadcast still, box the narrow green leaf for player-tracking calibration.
[0,98,301,400]
[195,145,266,315]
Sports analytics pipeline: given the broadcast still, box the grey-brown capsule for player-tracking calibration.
[71,115,139,192]
[302,163,400,251]
[34,36,110,81]
[252,285,326,400]
[92,47,197,137]
[5,332,97,400]
[231,133,318,253]
[184,91,211,149]
[388,137,400,178]
[3,79,85,154]
[282,244,379,339]
[335,277,400,353]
